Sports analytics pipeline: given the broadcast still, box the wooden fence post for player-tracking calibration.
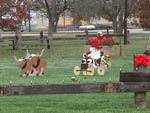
[47,39,50,49]
[0,33,2,42]
[84,29,89,40]
[134,62,147,109]
[144,40,150,56]
[120,36,122,56]
[12,40,15,50]
[40,31,44,45]
[107,27,109,34]
[127,30,130,44]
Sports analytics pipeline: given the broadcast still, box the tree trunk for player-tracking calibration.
[117,10,124,34]
[15,30,22,50]
[53,17,59,33]
[28,8,31,32]
[112,18,117,34]
[48,19,54,47]
[0,32,3,44]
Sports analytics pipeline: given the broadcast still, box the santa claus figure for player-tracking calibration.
[82,38,103,68]
[73,31,112,76]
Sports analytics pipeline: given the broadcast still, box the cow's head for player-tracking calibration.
[31,56,40,68]
[14,56,27,69]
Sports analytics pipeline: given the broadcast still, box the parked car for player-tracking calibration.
[79,24,96,30]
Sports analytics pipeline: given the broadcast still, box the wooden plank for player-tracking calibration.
[0,83,120,96]
[76,34,123,38]
[54,38,85,40]
[2,82,150,96]
[1,34,47,39]
[120,71,150,82]
[120,82,150,92]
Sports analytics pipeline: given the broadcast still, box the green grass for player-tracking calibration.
[0,34,150,113]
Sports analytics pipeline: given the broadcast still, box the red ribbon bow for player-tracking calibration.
[135,56,150,67]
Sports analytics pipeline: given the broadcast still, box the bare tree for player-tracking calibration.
[68,0,133,34]
[33,0,67,47]
[68,0,101,24]
[96,0,133,34]
[131,0,150,30]
[96,0,122,33]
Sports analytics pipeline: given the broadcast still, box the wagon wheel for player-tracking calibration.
[74,66,81,75]
[82,71,87,75]
[86,68,94,76]
[97,68,105,76]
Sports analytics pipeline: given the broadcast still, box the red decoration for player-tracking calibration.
[97,32,115,45]
[135,56,150,67]
[88,38,103,50]
[88,32,116,50]
[97,33,104,41]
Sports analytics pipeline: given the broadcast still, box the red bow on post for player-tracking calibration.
[135,56,150,67]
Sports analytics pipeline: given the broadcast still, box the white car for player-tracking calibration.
[79,24,96,30]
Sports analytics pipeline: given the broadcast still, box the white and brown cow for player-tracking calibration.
[14,56,33,77]
[14,49,47,77]
[31,56,47,76]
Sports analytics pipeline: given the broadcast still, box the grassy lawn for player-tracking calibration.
[0,34,150,113]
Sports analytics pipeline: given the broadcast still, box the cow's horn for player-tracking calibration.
[39,49,45,57]
[26,49,30,56]
[14,56,19,62]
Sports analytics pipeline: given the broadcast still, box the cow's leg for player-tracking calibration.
[39,68,44,76]
[33,69,38,76]
[26,71,29,76]
[22,72,26,77]
[29,69,34,76]
[36,68,41,76]
[42,67,46,75]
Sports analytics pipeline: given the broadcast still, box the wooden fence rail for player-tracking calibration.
[0,82,120,96]
[1,81,150,96]
[1,71,150,109]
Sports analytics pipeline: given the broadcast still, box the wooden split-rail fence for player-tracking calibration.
[0,71,150,109]
[0,32,86,50]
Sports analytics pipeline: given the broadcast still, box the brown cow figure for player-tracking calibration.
[14,49,47,77]
[14,57,33,77]
[31,56,47,76]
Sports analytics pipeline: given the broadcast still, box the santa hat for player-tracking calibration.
[97,31,104,41]
[97,31,103,36]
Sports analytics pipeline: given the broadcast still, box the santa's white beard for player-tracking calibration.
[88,49,101,59]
